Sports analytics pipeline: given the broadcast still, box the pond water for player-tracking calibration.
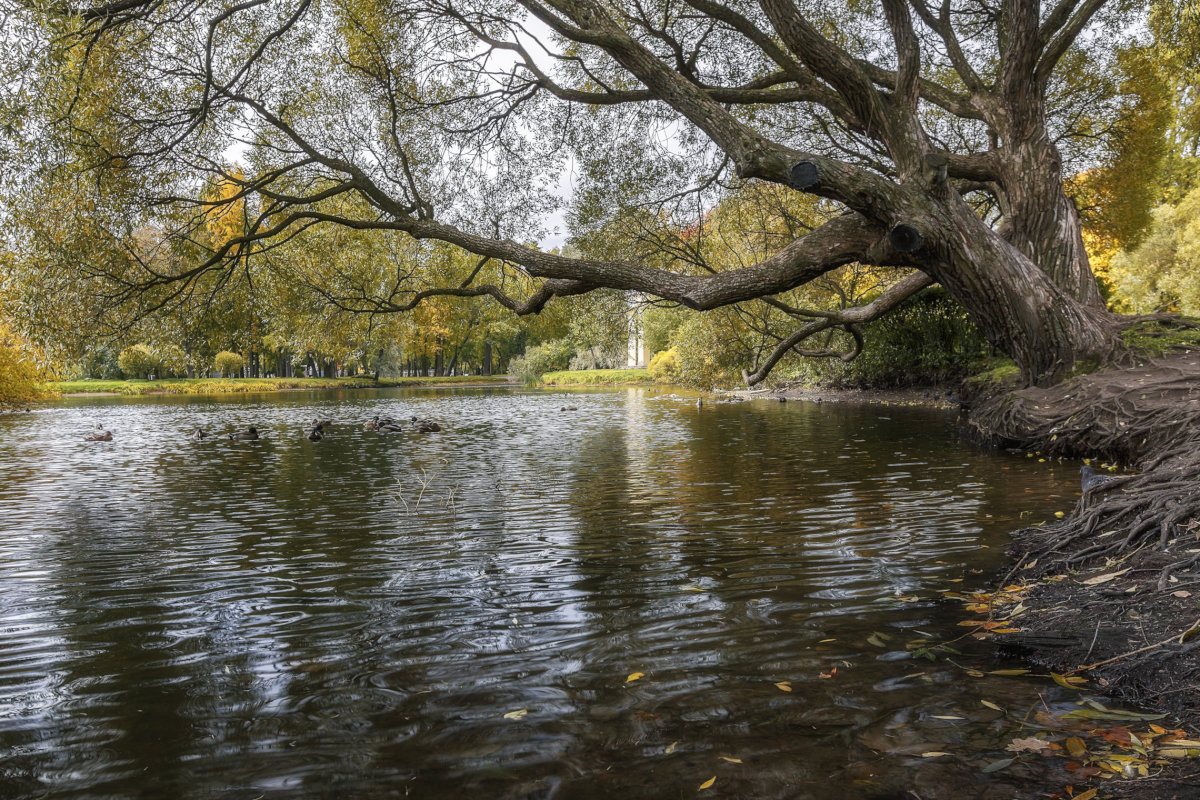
[0,388,1097,798]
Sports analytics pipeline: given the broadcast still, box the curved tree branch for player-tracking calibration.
[743,270,935,385]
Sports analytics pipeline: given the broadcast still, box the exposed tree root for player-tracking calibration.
[967,351,1200,735]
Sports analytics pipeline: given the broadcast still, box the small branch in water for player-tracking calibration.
[1067,615,1200,674]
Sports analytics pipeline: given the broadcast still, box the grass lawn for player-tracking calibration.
[50,375,512,396]
[539,368,655,386]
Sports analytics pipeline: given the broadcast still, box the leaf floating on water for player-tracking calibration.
[867,634,887,647]
[1073,790,1098,800]
[699,776,716,789]
[965,669,985,678]
[819,666,837,679]
[665,741,679,755]
[920,751,950,758]
[719,757,742,764]
[981,700,1004,711]
[774,681,792,692]
[1051,673,1087,689]
[1007,737,1053,754]
[1081,568,1130,585]
[626,672,645,683]
[1065,736,1088,758]
[503,709,528,720]
[981,757,1014,774]
[989,668,1030,676]
[682,585,705,593]
[931,715,964,720]
[818,638,836,643]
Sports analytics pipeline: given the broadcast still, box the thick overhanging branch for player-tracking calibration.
[742,270,934,385]
[308,277,596,316]
[521,0,901,214]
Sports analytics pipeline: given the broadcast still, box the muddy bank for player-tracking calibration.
[968,352,1200,797]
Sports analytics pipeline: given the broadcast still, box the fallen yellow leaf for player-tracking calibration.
[1081,568,1130,585]
[665,741,678,754]
[1074,789,1098,800]
[774,682,792,692]
[981,700,1004,711]
[920,751,950,758]
[699,776,716,789]
[503,709,528,720]
[719,757,742,763]
[626,672,645,683]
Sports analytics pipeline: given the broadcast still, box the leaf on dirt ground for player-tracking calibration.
[503,709,528,720]
[1073,789,1098,800]
[626,672,644,683]
[981,757,1014,773]
[1081,568,1130,585]
[774,681,792,692]
[1007,737,1053,754]
[699,776,716,789]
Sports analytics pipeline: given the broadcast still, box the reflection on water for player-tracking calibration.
[0,388,1088,798]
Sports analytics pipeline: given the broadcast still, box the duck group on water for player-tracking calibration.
[83,410,446,443]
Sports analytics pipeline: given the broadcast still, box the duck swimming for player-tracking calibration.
[378,419,406,433]
[229,426,260,440]
[83,424,112,442]
[410,415,441,432]
[307,424,324,442]
[192,428,210,441]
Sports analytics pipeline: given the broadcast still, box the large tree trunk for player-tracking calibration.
[915,192,1120,385]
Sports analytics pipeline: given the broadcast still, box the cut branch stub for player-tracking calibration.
[889,224,923,253]
[922,152,948,185]
[790,160,820,190]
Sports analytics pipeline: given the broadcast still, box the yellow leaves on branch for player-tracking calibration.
[0,319,51,408]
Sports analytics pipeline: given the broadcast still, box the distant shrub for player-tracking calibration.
[647,348,681,384]
[509,339,574,385]
[670,313,754,389]
[117,344,159,378]
[214,350,244,378]
[786,288,991,388]
[155,344,189,378]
